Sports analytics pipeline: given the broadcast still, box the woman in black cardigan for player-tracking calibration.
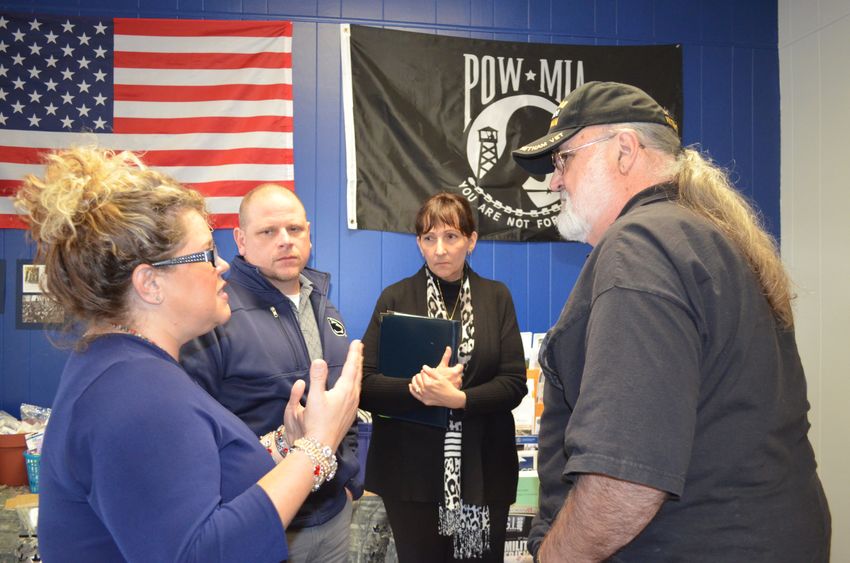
[360,192,527,562]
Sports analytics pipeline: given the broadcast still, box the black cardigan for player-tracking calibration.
[360,266,527,505]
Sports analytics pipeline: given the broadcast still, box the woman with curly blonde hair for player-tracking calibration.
[16,146,362,562]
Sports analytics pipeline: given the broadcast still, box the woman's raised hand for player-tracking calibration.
[298,340,363,450]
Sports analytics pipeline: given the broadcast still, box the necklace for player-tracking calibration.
[110,324,166,354]
[436,278,462,320]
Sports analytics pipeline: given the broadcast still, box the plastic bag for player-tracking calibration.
[20,403,51,429]
[0,410,21,434]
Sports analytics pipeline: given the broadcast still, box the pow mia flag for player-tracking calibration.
[341,24,682,241]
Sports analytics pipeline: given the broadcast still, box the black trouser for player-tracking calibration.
[382,498,510,563]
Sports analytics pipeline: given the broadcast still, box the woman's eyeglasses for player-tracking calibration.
[151,248,218,269]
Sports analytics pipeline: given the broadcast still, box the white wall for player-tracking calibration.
[779,0,850,557]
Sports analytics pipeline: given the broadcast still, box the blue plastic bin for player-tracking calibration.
[23,451,40,493]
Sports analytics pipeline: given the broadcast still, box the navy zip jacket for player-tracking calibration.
[181,255,362,529]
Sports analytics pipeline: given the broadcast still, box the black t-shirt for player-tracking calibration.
[530,187,831,561]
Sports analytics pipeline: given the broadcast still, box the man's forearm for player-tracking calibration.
[538,473,666,562]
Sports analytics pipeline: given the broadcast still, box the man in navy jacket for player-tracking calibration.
[181,183,361,563]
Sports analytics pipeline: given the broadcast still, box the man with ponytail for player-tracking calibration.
[513,81,830,562]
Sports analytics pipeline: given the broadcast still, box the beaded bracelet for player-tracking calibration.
[291,437,338,492]
[274,427,290,458]
[259,426,291,463]
[259,432,275,457]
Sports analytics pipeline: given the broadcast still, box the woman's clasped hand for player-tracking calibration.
[409,346,465,409]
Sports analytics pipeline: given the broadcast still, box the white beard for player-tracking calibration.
[556,148,616,244]
[556,191,592,242]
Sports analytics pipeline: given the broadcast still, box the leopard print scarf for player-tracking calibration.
[425,266,491,558]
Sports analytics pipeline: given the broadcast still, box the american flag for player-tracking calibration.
[0,13,293,228]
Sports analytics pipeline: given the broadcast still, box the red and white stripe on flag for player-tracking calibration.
[0,15,293,229]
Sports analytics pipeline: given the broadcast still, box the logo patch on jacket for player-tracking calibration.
[327,317,346,336]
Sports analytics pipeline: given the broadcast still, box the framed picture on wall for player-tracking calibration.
[16,260,64,329]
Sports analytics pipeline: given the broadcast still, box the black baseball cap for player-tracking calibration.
[512,81,679,175]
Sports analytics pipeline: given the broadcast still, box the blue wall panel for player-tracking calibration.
[436,0,469,26]
[339,229,382,340]
[594,0,616,37]
[342,0,383,21]
[178,0,204,14]
[386,0,434,24]
[470,0,495,28]
[732,47,754,200]
[495,242,530,330]
[681,44,703,145]
[752,46,781,237]
[492,2,527,30]
[654,0,699,43]
[317,1,343,18]
[526,242,552,328]
[561,0,595,36]
[700,0,733,44]
[0,0,780,416]
[618,0,654,40]
[269,1,316,17]
[701,46,735,167]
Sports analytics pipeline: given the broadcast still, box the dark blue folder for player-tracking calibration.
[378,312,461,428]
